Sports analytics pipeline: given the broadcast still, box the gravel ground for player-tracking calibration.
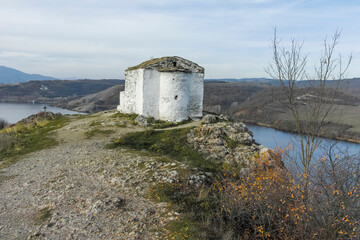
[0,112,181,240]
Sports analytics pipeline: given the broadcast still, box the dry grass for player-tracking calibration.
[0,133,15,151]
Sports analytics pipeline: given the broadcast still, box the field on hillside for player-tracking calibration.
[276,105,360,132]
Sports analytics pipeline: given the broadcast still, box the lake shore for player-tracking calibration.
[245,120,360,145]
[0,102,84,124]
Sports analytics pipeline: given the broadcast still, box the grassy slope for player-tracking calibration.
[108,128,218,172]
[0,114,69,169]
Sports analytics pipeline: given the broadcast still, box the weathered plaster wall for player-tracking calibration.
[159,72,190,122]
[189,73,204,118]
[142,69,160,118]
[117,69,143,114]
[135,70,144,114]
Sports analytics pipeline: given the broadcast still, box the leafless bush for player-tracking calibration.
[0,118,9,130]
[309,143,360,238]
[265,28,352,205]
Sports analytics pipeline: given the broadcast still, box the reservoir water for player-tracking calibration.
[247,124,359,157]
[0,102,83,124]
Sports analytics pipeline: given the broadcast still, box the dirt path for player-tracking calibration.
[0,111,182,239]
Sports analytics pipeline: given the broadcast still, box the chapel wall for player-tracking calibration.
[142,69,161,118]
[118,69,143,114]
[158,72,190,122]
[188,72,204,118]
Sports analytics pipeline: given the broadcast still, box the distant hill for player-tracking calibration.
[56,85,124,113]
[0,79,124,106]
[205,78,279,85]
[0,66,57,84]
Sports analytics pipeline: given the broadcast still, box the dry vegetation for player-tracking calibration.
[108,123,359,239]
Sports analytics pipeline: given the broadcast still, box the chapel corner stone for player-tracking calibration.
[117,56,204,122]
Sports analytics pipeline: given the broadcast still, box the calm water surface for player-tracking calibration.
[0,102,83,124]
[247,124,359,157]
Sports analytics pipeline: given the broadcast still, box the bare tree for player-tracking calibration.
[265,29,352,203]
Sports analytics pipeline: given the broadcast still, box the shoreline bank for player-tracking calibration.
[245,121,360,145]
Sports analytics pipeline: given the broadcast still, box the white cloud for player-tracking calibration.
[0,0,359,78]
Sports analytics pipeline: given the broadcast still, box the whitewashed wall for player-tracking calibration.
[142,69,160,118]
[189,72,204,118]
[159,72,190,122]
[135,70,144,114]
[118,69,144,114]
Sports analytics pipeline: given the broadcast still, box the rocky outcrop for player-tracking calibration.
[187,115,268,169]
[17,112,62,125]
[201,114,230,123]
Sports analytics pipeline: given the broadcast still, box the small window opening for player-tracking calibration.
[174,95,178,100]
[173,62,177,67]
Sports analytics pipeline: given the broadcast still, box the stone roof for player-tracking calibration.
[126,56,204,73]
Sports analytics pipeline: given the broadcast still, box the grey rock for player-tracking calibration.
[187,120,267,168]
[91,200,104,213]
[135,115,148,127]
[202,114,219,123]
[202,114,230,123]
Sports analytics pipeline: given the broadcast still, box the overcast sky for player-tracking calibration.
[0,0,359,79]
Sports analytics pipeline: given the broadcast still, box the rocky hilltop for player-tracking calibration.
[0,111,271,239]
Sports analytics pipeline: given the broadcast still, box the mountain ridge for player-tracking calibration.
[0,66,57,84]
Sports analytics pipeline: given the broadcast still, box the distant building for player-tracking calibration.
[117,56,204,122]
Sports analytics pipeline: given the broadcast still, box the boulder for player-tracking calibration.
[202,114,230,124]
[135,115,148,127]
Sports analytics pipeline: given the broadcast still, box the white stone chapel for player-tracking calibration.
[117,56,204,122]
